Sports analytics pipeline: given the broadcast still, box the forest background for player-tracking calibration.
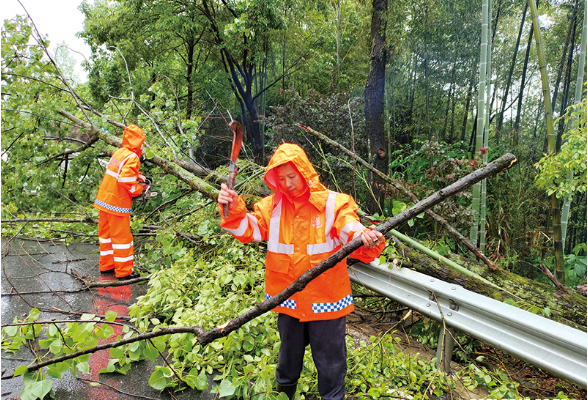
[1,0,587,398]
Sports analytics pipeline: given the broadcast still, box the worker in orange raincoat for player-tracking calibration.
[93,125,147,280]
[218,143,384,400]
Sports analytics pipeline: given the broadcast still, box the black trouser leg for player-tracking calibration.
[276,314,308,385]
[308,316,347,400]
[275,314,347,400]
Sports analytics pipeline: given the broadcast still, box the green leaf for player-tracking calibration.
[143,344,160,361]
[503,298,519,308]
[110,346,124,359]
[217,379,236,397]
[29,379,53,399]
[77,361,90,374]
[80,313,96,321]
[105,310,117,322]
[149,369,170,391]
[99,358,119,374]
[4,325,18,336]
[13,365,28,377]
[27,308,41,322]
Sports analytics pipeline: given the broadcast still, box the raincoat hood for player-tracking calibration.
[121,125,145,152]
[264,144,329,209]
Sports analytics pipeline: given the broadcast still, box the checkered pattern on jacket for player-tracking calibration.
[312,294,353,313]
[265,293,297,310]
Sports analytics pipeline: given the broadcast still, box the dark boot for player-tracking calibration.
[277,382,297,400]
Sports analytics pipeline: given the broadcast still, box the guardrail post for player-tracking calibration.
[435,324,456,374]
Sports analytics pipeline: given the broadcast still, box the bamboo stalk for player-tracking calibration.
[561,3,586,252]
[389,229,503,291]
[480,0,493,254]
[528,0,566,282]
[470,0,489,245]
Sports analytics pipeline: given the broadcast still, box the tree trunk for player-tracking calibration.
[497,1,528,137]
[514,23,535,131]
[461,70,476,142]
[528,0,566,283]
[557,3,579,152]
[389,236,587,331]
[551,0,578,119]
[442,42,459,142]
[364,0,388,214]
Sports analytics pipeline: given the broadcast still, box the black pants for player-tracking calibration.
[276,314,347,400]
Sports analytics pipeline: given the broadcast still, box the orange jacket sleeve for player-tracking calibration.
[219,195,269,243]
[332,193,385,263]
[118,155,144,197]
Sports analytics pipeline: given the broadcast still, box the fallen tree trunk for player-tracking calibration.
[297,123,500,271]
[58,110,220,201]
[388,235,587,331]
[1,153,517,379]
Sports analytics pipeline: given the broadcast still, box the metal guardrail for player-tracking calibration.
[348,260,588,388]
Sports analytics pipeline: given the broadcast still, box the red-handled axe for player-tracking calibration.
[223,119,243,217]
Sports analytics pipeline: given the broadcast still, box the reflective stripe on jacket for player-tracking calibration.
[93,125,145,216]
[220,143,384,322]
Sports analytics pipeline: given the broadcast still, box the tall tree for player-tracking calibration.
[470,0,490,245]
[364,0,388,214]
[496,1,529,138]
[562,0,587,253]
[528,0,565,282]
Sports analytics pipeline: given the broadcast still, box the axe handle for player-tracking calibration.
[222,161,237,218]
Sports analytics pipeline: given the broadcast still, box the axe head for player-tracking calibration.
[229,120,243,163]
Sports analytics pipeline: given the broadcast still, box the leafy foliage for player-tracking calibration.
[535,99,588,199]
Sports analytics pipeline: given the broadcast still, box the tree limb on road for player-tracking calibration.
[1,153,516,380]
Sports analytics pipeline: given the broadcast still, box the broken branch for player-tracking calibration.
[296,123,500,271]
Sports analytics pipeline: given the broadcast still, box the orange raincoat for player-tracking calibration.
[220,144,384,322]
[93,125,145,277]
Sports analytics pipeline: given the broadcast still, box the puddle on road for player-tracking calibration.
[1,238,218,399]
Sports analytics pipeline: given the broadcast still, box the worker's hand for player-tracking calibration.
[361,225,384,250]
[138,182,148,191]
[138,174,146,182]
[219,183,238,211]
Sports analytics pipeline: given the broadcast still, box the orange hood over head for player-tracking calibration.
[121,125,145,151]
[264,144,329,208]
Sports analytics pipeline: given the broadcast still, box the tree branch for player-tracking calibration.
[296,123,500,271]
[1,154,516,379]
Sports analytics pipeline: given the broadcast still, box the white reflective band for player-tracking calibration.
[112,241,133,249]
[248,214,262,242]
[340,221,365,244]
[267,199,294,254]
[117,153,138,174]
[325,191,337,235]
[222,214,262,242]
[100,250,114,256]
[113,255,134,262]
[105,169,118,178]
[130,186,136,193]
[307,240,339,255]
[118,176,137,183]
[306,191,341,255]
[223,215,249,237]
[99,237,112,243]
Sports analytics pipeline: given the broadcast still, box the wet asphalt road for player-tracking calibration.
[1,238,219,400]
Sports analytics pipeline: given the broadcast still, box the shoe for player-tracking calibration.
[277,382,297,400]
[117,272,140,280]
[100,269,115,275]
